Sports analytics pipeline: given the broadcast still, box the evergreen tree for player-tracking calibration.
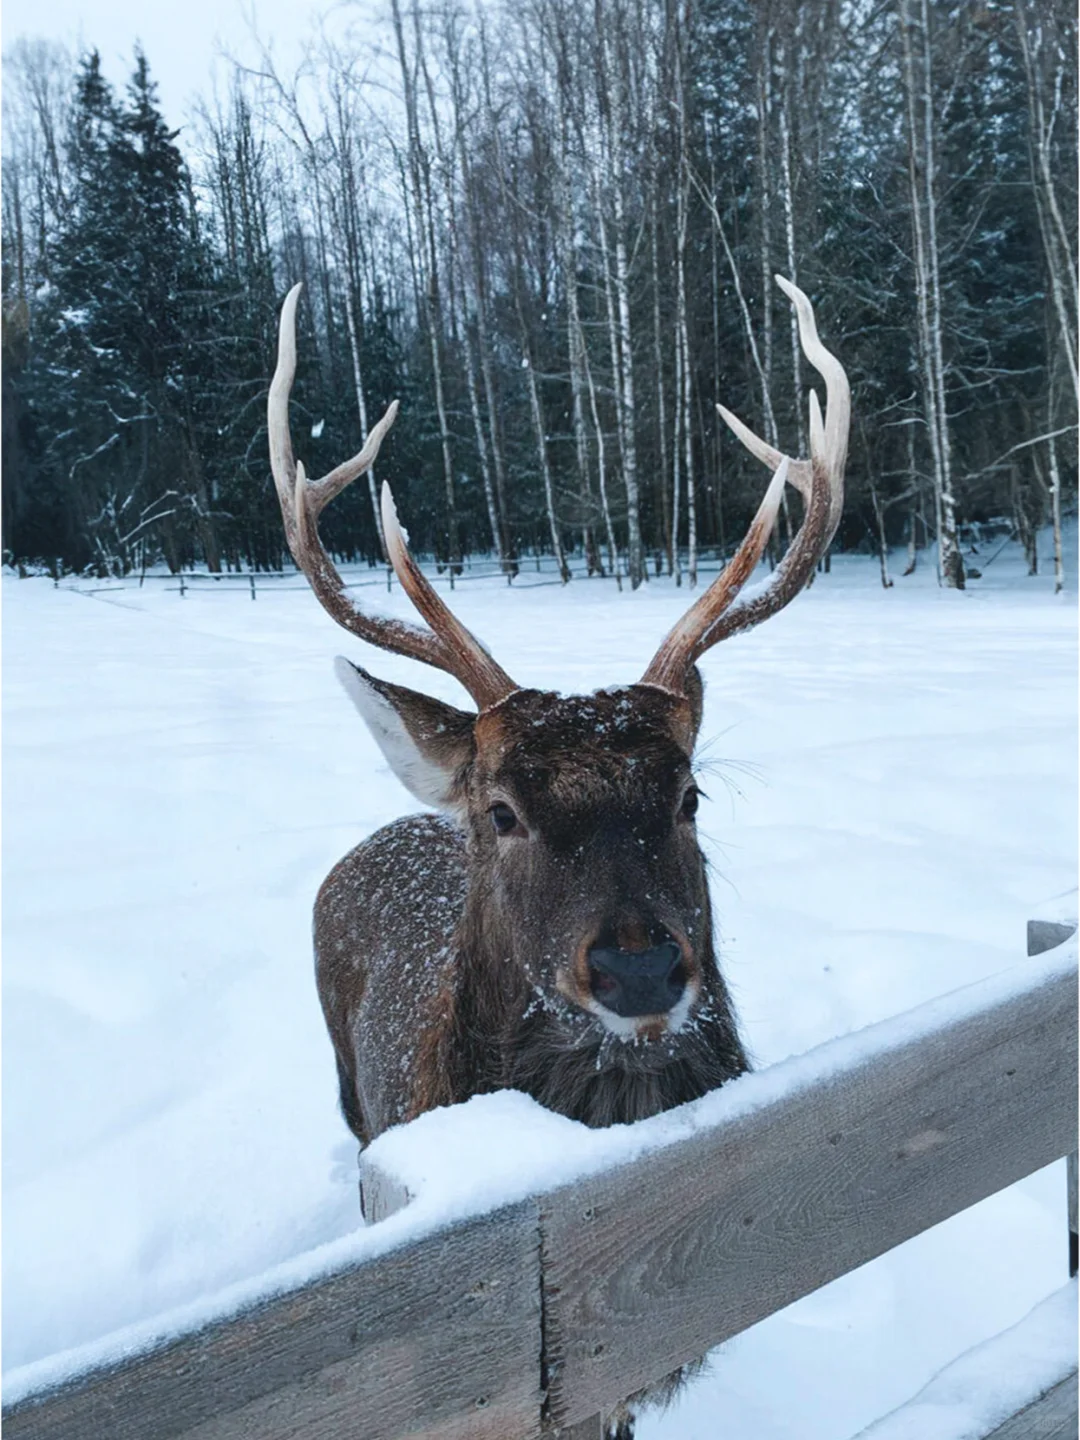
[26,51,138,573]
[14,51,223,573]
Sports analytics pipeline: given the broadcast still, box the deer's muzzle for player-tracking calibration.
[587,939,686,1019]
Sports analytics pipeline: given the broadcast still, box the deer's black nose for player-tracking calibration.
[587,939,685,1018]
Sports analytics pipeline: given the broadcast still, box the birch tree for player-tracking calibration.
[391,0,461,572]
[593,0,644,587]
[899,0,963,588]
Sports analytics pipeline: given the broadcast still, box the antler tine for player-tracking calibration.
[715,404,814,502]
[715,275,849,539]
[269,283,518,709]
[686,440,831,658]
[380,483,518,709]
[267,283,302,554]
[775,274,848,544]
[641,278,848,696]
[640,459,791,692]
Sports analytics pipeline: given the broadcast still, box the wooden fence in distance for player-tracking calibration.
[5,930,1076,1440]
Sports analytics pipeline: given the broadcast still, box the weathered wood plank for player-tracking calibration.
[4,1202,543,1440]
[541,964,1077,1426]
[1027,920,1078,1280]
[983,1371,1078,1440]
[557,1415,604,1439]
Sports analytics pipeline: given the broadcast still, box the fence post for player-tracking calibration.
[1027,916,1078,1279]
[249,573,256,602]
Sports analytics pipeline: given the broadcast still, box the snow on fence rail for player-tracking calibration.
[53,546,753,600]
[4,931,1076,1440]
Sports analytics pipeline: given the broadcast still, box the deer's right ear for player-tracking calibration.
[334,658,475,814]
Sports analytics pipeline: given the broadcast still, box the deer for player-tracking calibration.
[268,275,847,1439]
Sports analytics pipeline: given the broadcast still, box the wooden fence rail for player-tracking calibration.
[58,545,760,601]
[5,938,1076,1440]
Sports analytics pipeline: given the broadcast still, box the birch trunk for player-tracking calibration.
[430,27,504,571]
[903,422,918,576]
[518,320,570,584]
[650,178,672,574]
[778,92,806,457]
[475,280,515,569]
[613,194,643,587]
[706,136,724,551]
[1015,4,1079,406]
[681,263,697,587]
[460,294,503,566]
[421,214,460,574]
[1048,427,1064,594]
[899,0,963,589]
[596,198,627,484]
[756,28,776,447]
[578,307,622,588]
[672,307,683,587]
[595,190,640,578]
[675,29,696,587]
[594,8,643,587]
[391,0,460,572]
[918,0,962,588]
[329,115,386,561]
[554,66,599,574]
[753,24,796,554]
[343,280,386,559]
[566,242,600,573]
[468,22,516,573]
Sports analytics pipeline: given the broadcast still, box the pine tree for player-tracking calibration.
[22,51,224,574]
[115,52,222,570]
[28,51,138,573]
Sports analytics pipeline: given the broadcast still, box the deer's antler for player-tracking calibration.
[269,283,518,710]
[641,276,848,695]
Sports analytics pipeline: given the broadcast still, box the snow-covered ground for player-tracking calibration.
[3,528,1076,1436]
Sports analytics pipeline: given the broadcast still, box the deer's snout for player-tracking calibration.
[587,937,686,1018]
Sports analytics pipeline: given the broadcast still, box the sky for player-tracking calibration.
[2,0,371,127]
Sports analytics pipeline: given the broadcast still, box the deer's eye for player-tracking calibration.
[679,786,701,822]
[490,802,521,837]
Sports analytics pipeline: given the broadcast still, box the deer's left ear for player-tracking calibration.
[334,658,476,813]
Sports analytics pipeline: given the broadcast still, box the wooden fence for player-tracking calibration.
[5,928,1076,1440]
[59,543,757,602]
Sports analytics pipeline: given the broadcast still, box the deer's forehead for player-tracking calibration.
[473,688,689,797]
[476,687,685,751]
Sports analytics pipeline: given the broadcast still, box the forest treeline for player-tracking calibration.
[2,0,1076,589]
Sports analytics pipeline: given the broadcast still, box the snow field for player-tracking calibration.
[3,532,1076,1436]
[851,1281,1077,1440]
